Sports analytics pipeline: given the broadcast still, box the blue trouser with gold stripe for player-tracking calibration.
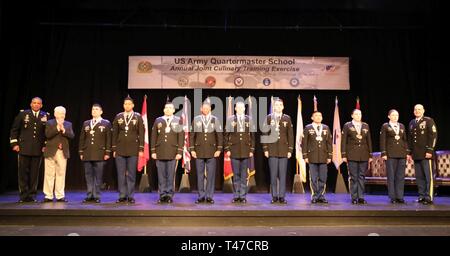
[309,163,328,200]
[414,159,434,201]
[348,161,367,200]
[386,158,406,200]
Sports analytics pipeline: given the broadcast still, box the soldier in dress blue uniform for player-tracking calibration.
[9,97,49,203]
[112,97,145,204]
[190,100,223,204]
[224,101,255,204]
[408,104,437,205]
[341,109,373,205]
[151,102,184,204]
[261,98,294,204]
[79,104,112,203]
[379,109,410,204]
[302,111,332,204]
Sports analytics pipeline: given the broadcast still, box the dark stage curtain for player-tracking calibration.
[0,2,447,193]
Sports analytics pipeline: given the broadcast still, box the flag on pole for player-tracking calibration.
[355,96,360,110]
[332,97,343,169]
[247,96,256,179]
[137,95,150,172]
[295,96,307,182]
[223,96,234,180]
[181,96,191,173]
[313,95,318,111]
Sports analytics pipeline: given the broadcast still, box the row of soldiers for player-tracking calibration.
[10,97,437,205]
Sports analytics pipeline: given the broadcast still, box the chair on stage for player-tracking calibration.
[436,150,450,187]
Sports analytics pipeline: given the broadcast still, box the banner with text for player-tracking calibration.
[128,56,350,90]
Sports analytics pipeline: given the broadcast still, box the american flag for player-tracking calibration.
[181,96,191,172]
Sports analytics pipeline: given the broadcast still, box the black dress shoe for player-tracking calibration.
[351,199,358,205]
[319,198,328,204]
[417,198,426,203]
[166,198,173,204]
[240,198,247,204]
[43,198,53,203]
[311,199,318,204]
[271,197,279,204]
[422,199,433,205]
[116,198,127,203]
[56,198,68,203]
[195,198,205,204]
[390,199,397,204]
[93,198,101,203]
[128,198,135,204]
[358,198,367,205]
[396,199,406,204]
[206,198,214,204]
[279,198,287,204]
[18,199,26,203]
[232,198,240,203]
[24,197,35,202]
[82,197,93,203]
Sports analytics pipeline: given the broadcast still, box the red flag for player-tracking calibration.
[137,95,150,172]
[223,96,233,180]
[181,96,191,172]
[355,96,360,110]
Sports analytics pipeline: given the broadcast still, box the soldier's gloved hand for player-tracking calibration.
[12,145,20,152]
[287,152,292,159]
[327,159,331,164]
[382,156,387,161]
[175,154,182,160]
[226,151,231,157]
[139,151,144,157]
[264,151,269,158]
[104,155,110,161]
[151,153,157,160]
[425,153,433,159]
[113,152,117,158]
[214,151,221,157]
[80,155,83,160]
[368,158,373,163]
[249,152,253,158]
[305,158,309,164]
[342,157,347,163]
[191,151,197,158]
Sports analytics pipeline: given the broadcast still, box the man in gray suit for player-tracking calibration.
[43,106,74,203]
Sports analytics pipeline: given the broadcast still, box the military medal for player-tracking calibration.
[353,121,363,140]
[201,115,212,133]
[123,112,134,132]
[312,123,323,141]
[90,118,101,135]
[237,115,245,132]
[390,122,400,141]
[164,116,173,133]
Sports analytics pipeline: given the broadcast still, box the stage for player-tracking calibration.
[1,192,450,235]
